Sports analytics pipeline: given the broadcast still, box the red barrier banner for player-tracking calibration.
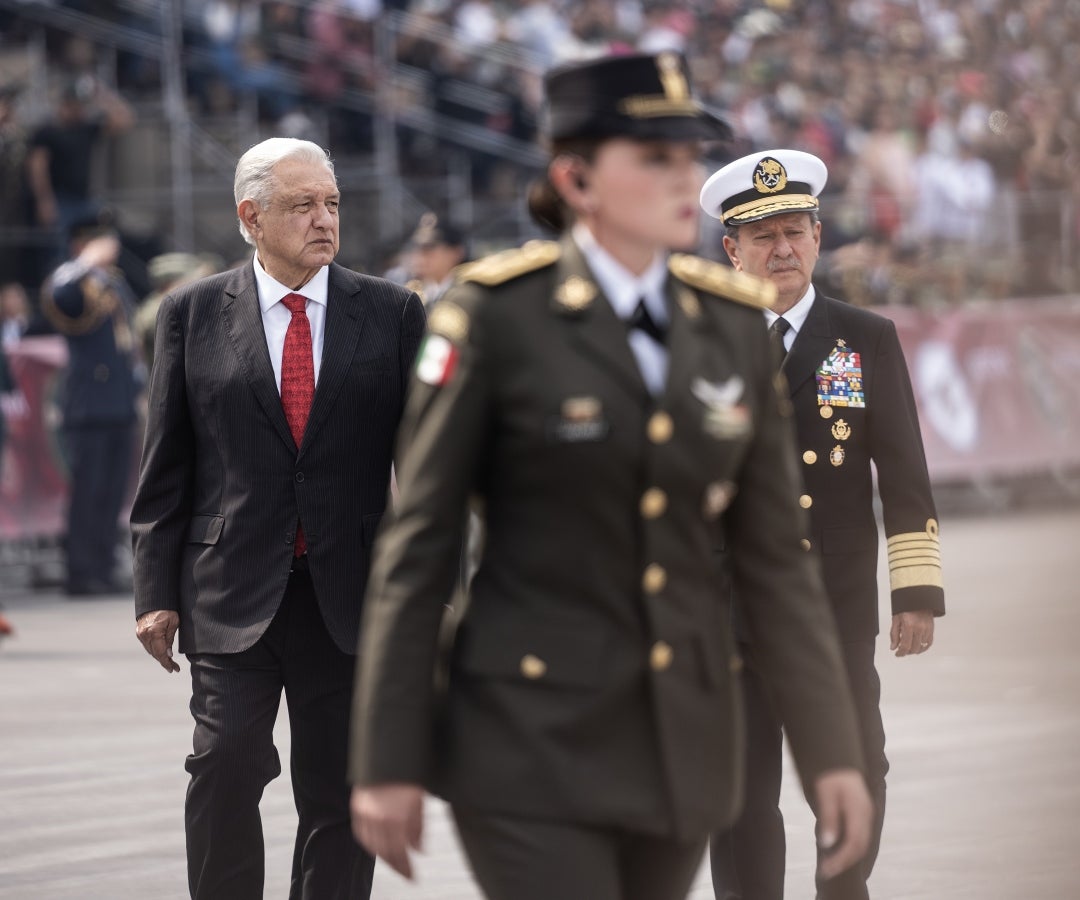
[0,337,69,541]
[882,297,1080,481]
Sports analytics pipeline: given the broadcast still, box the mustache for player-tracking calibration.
[767,255,801,272]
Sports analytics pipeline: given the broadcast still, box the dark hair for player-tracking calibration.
[526,138,603,234]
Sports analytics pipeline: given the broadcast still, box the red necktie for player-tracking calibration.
[281,293,314,555]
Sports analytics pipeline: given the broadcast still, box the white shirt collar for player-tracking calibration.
[572,223,669,322]
[763,283,816,335]
[252,254,330,313]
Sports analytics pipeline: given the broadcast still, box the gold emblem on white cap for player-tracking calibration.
[753,157,788,194]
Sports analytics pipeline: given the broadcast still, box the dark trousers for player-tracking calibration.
[184,570,374,900]
[62,422,132,589]
[711,640,888,900]
[454,808,708,900]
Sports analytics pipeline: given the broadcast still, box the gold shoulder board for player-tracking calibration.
[669,253,777,309]
[457,241,560,287]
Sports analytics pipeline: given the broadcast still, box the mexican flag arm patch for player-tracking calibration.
[416,333,459,387]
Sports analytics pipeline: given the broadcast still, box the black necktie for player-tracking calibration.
[770,317,791,369]
[627,297,667,345]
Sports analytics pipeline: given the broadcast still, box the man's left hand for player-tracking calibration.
[890,609,934,657]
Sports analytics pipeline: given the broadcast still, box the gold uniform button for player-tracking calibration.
[520,654,547,679]
[640,488,668,519]
[819,405,834,419]
[650,641,674,671]
[802,450,817,465]
[801,538,812,551]
[642,563,667,594]
[647,411,674,444]
[799,494,813,509]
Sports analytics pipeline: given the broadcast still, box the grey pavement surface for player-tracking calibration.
[1,506,1079,899]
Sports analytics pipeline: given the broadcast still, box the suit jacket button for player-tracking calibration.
[799,494,812,509]
[729,654,744,673]
[94,364,110,382]
[642,563,667,594]
[520,654,547,679]
[650,641,673,671]
[295,472,305,483]
[801,538,812,551]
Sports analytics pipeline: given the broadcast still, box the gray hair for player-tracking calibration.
[725,209,820,242]
[234,138,336,245]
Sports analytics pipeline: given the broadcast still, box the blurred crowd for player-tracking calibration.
[1,0,1078,315]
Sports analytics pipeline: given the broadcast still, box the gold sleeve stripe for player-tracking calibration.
[887,529,943,590]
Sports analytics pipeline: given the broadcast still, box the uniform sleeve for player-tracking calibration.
[129,292,195,617]
[349,286,492,787]
[868,320,945,618]
[726,318,866,786]
[397,290,427,395]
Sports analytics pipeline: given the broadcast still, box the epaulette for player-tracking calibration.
[457,241,560,287]
[669,253,777,309]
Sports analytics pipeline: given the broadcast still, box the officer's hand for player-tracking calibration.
[351,783,424,880]
[890,609,934,657]
[813,768,873,881]
[135,609,181,673]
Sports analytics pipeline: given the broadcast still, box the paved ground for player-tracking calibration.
[1,505,1078,899]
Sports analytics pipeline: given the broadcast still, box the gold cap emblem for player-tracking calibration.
[753,156,788,194]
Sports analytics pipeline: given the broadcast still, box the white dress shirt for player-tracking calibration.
[253,255,328,391]
[763,283,816,353]
[573,223,669,395]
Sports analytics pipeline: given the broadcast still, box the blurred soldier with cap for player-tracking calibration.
[348,52,872,900]
[134,251,222,370]
[404,212,468,308]
[42,212,142,595]
[701,150,946,900]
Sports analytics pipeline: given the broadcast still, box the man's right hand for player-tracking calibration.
[135,610,181,673]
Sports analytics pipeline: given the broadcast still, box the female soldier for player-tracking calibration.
[348,52,871,900]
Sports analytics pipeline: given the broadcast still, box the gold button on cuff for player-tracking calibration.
[800,538,812,551]
[520,654,547,679]
[802,450,817,465]
[650,641,674,671]
[799,494,813,509]
[642,563,667,594]
[640,488,668,519]
[647,411,674,444]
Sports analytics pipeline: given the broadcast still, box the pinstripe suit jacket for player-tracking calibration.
[131,261,425,655]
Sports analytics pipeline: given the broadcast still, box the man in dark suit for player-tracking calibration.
[130,137,425,900]
[42,216,141,596]
[701,149,945,900]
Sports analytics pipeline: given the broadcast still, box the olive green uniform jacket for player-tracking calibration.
[349,237,864,840]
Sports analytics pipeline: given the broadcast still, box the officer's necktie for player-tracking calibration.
[627,296,667,345]
[281,292,314,556]
[769,316,792,369]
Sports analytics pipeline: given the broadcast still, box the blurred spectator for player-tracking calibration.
[133,251,223,371]
[0,282,30,347]
[26,76,136,269]
[402,213,468,307]
[0,83,36,294]
[40,214,142,597]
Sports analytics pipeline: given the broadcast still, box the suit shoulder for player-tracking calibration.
[669,254,777,310]
[456,241,560,287]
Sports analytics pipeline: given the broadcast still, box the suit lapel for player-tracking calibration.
[555,239,649,401]
[222,265,297,453]
[781,295,835,395]
[301,264,364,455]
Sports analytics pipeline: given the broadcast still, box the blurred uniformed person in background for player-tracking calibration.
[701,150,946,900]
[42,213,141,595]
[348,53,873,900]
[404,212,469,309]
[134,251,222,371]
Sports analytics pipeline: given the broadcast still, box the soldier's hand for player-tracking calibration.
[135,609,181,673]
[890,609,934,657]
[814,768,873,881]
[351,783,424,880]
[78,234,121,269]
